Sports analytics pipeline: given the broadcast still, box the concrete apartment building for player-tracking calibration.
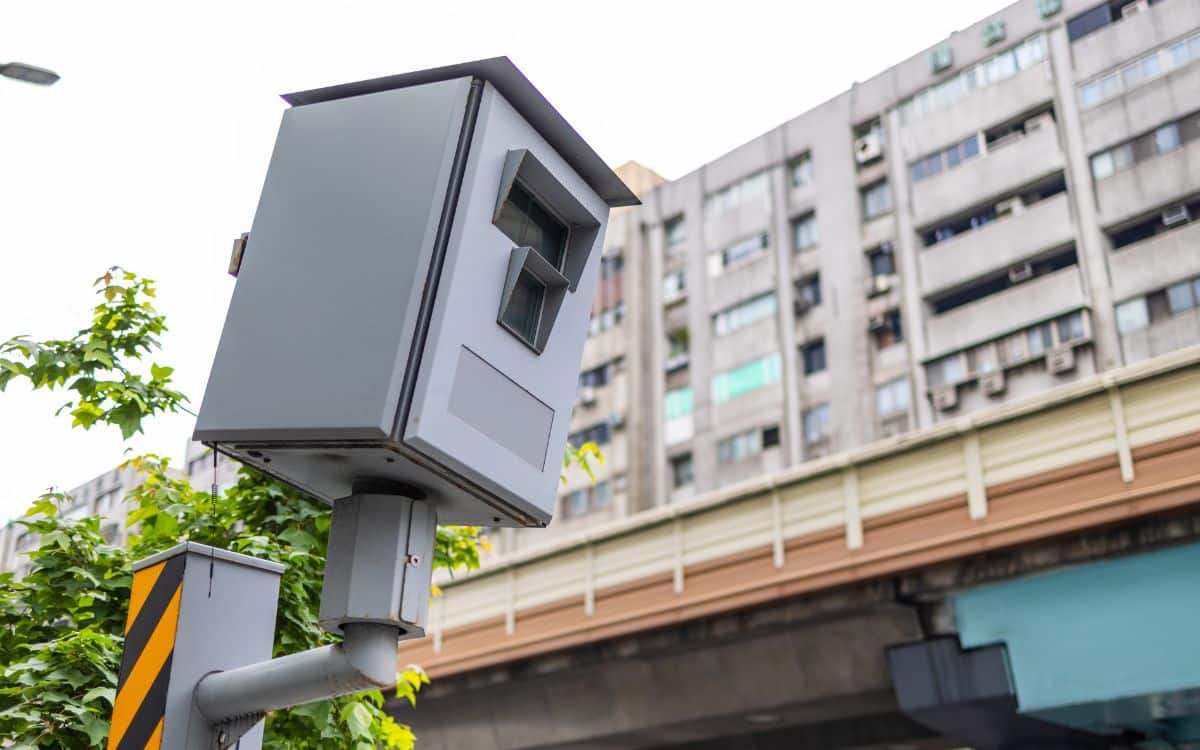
[0,463,158,576]
[518,0,1200,554]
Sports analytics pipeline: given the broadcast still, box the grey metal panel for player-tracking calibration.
[281,57,640,208]
[448,346,554,470]
[162,547,281,750]
[319,494,436,637]
[403,83,609,524]
[195,77,469,443]
[133,541,285,574]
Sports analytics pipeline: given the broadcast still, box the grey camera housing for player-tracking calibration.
[194,58,637,527]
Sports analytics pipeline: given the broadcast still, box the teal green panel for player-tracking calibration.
[955,542,1200,716]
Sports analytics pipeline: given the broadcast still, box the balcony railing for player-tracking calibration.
[912,124,1063,228]
[919,193,1074,297]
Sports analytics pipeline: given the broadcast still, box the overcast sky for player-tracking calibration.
[0,0,1010,521]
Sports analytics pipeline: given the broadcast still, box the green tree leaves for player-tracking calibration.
[0,268,188,439]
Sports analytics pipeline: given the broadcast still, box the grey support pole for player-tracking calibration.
[191,493,437,749]
[194,622,400,723]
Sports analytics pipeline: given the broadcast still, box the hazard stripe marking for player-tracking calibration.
[124,561,164,635]
[107,554,186,750]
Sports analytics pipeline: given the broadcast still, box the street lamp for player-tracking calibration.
[0,62,59,86]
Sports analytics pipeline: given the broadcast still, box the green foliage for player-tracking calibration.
[562,440,605,484]
[0,493,129,748]
[0,268,602,748]
[0,268,188,438]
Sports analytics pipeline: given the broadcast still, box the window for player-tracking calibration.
[801,339,826,375]
[861,181,892,220]
[1155,123,1181,153]
[1117,297,1151,333]
[664,216,686,249]
[1077,32,1200,111]
[709,233,769,275]
[802,404,831,446]
[1027,323,1052,356]
[795,275,822,312]
[928,354,964,386]
[868,245,895,278]
[717,429,760,464]
[495,182,569,270]
[670,453,695,488]
[712,353,781,404]
[665,387,694,419]
[876,378,910,419]
[1057,311,1087,342]
[705,172,770,214]
[563,481,611,518]
[578,363,610,389]
[911,134,981,182]
[663,269,686,301]
[793,213,818,251]
[790,153,813,188]
[717,425,779,464]
[899,34,1048,123]
[872,310,904,349]
[714,293,778,336]
[665,385,694,445]
[1167,281,1197,313]
[588,302,625,337]
[1067,3,1113,41]
[666,327,690,363]
[568,422,611,448]
[600,254,624,280]
[1091,143,1133,180]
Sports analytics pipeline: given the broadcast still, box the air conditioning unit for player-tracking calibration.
[1047,345,1076,374]
[609,413,626,430]
[1024,113,1054,132]
[867,274,895,297]
[1008,262,1034,284]
[981,370,1006,397]
[1121,0,1148,18]
[578,385,597,406]
[932,384,959,412]
[855,131,884,165]
[996,197,1025,217]
[664,352,690,372]
[1162,205,1191,227]
[868,314,889,332]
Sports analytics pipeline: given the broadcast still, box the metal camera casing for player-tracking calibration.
[194,58,637,527]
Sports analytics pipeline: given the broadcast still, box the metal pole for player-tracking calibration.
[194,622,401,723]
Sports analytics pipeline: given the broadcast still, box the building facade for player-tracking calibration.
[515,0,1200,554]
[0,463,159,576]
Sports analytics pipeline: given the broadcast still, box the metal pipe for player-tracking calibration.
[194,622,400,723]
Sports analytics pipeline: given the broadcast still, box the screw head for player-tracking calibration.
[407,554,421,567]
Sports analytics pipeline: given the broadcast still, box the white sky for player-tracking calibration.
[0,0,1009,521]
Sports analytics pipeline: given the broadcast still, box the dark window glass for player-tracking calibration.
[496,182,569,269]
[1067,3,1113,41]
[870,248,895,277]
[802,339,827,374]
[670,453,694,488]
[762,425,781,449]
[569,422,611,448]
[500,270,544,345]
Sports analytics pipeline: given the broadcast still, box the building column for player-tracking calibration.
[1047,26,1123,371]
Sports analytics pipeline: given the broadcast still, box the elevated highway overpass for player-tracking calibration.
[395,347,1200,750]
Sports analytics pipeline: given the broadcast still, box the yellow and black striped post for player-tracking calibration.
[106,542,283,750]
[107,553,186,749]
